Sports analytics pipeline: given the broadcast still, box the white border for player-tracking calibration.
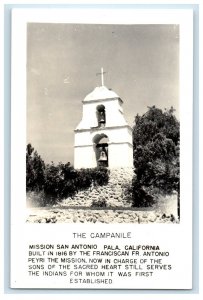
[11,7,193,290]
[1,0,201,299]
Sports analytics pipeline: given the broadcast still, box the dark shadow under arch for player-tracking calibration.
[93,134,109,167]
[96,104,106,127]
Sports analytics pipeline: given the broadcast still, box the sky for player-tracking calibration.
[27,23,179,164]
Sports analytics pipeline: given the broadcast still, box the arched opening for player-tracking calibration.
[96,104,106,127]
[93,134,109,167]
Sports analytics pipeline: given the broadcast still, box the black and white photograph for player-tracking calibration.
[9,7,194,290]
[26,23,180,224]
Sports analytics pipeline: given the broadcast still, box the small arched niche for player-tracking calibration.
[93,133,109,167]
[96,104,106,127]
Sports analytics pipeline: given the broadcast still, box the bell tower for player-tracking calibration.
[74,70,133,169]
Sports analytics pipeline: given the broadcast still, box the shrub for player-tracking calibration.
[91,197,107,208]
[43,162,79,203]
[76,168,94,191]
[59,163,79,198]
[75,167,109,191]
[26,145,110,206]
[91,167,109,186]
[132,176,155,207]
[26,144,45,192]
[132,106,180,207]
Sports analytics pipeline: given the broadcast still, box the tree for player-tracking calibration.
[26,143,45,191]
[132,106,180,207]
[26,145,110,206]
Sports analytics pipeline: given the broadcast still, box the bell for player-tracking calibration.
[99,115,105,127]
[98,150,107,162]
[99,120,105,128]
[100,114,105,122]
[99,111,105,123]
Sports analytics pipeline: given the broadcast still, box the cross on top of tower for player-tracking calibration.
[96,67,107,86]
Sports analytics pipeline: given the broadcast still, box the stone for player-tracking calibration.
[142,213,148,218]
[27,206,179,224]
[170,214,176,222]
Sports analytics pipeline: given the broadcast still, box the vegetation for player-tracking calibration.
[26,144,109,206]
[91,197,107,208]
[132,106,180,207]
[26,106,179,210]
[26,144,45,192]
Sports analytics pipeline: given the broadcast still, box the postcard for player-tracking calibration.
[10,7,193,289]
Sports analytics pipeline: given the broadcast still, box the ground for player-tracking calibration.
[26,193,179,224]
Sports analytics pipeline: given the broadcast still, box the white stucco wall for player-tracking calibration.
[74,125,133,169]
[74,142,133,169]
[74,85,134,169]
[108,143,133,168]
[75,98,128,130]
[75,126,132,147]
[74,145,97,169]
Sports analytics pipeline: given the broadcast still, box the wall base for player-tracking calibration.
[61,167,134,208]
